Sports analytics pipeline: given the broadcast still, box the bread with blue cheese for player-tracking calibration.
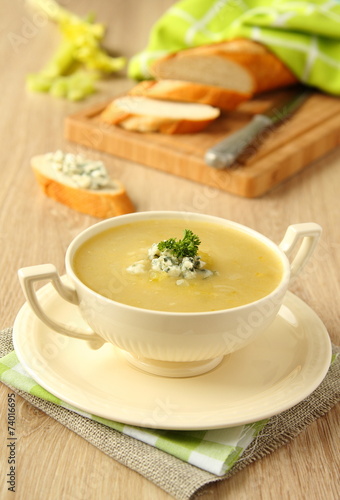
[31,151,135,218]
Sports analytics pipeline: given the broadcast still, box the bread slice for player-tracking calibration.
[151,39,298,95]
[31,154,135,218]
[101,96,220,134]
[128,80,251,111]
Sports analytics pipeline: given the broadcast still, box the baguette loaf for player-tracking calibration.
[151,39,298,95]
[128,80,251,111]
[101,96,220,134]
[31,152,135,218]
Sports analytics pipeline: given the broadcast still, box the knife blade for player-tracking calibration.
[205,90,311,169]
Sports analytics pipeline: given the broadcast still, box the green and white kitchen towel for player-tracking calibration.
[0,349,266,476]
[128,0,340,95]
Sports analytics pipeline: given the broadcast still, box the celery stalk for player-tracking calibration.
[26,0,126,101]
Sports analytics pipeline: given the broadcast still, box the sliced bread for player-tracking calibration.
[151,39,298,95]
[127,80,251,111]
[31,152,135,218]
[101,96,220,134]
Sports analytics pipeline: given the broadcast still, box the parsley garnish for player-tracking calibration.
[158,229,201,259]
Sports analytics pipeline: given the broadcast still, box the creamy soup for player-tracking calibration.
[73,219,283,312]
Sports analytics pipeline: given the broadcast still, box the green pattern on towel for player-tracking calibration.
[128,0,340,95]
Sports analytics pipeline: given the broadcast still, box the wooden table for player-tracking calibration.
[0,2,339,499]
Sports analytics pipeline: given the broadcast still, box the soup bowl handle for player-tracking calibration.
[279,223,322,279]
[18,264,103,343]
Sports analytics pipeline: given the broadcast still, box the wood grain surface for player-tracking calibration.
[0,2,339,500]
[65,91,340,198]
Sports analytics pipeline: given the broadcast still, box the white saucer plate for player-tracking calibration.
[13,282,332,430]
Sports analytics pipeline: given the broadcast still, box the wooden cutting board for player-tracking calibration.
[65,90,340,198]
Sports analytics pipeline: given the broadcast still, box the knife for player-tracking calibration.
[205,90,311,169]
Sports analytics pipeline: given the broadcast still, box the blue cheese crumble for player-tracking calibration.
[45,150,110,190]
[127,242,214,285]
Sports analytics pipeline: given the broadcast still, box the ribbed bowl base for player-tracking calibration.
[120,351,224,378]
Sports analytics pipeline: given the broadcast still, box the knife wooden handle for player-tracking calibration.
[205,114,273,169]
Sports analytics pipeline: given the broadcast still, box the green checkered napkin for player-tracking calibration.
[0,349,266,476]
[128,0,340,95]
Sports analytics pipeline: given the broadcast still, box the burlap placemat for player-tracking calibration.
[0,327,339,500]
